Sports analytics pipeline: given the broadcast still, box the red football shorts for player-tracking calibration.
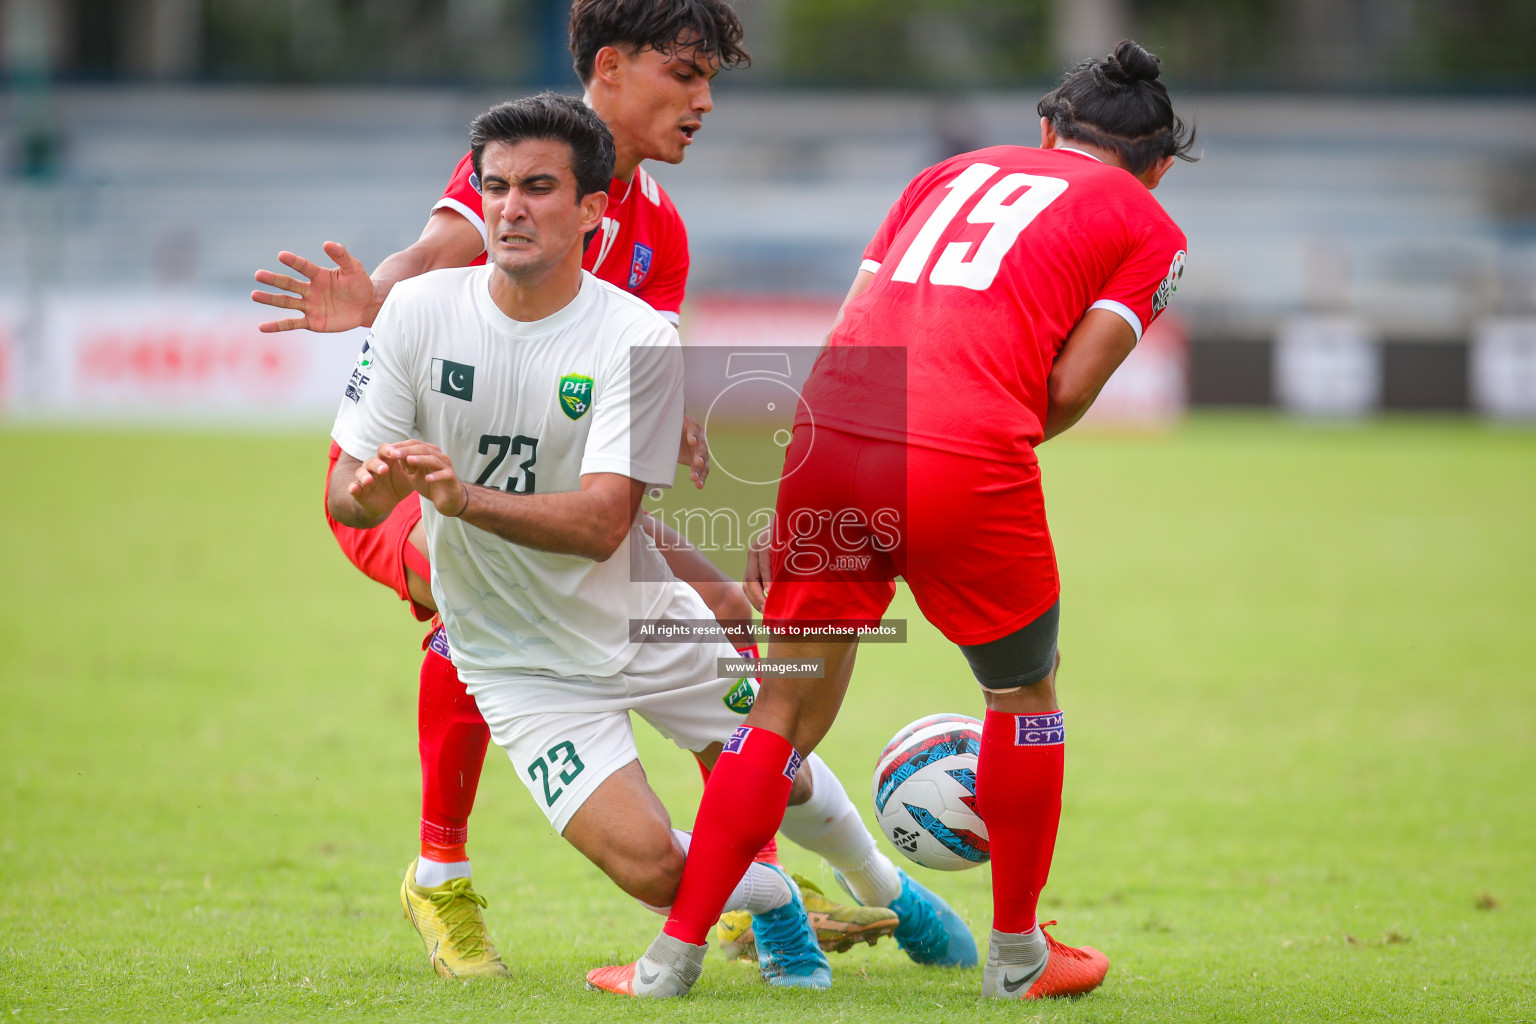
[762,426,1058,646]
[325,442,433,622]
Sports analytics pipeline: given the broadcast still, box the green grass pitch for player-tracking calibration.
[1,416,1533,1022]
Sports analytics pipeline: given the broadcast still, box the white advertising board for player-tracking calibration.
[1275,315,1381,416]
[1471,318,1536,419]
[1,292,364,424]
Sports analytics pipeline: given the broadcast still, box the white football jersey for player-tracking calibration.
[332,266,684,681]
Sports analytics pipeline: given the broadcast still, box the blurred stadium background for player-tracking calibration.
[3,4,1535,1018]
[2,0,1535,424]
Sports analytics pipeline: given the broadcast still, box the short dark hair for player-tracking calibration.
[569,0,749,85]
[1037,39,1198,176]
[468,92,616,201]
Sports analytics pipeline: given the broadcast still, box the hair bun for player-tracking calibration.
[1106,39,1161,84]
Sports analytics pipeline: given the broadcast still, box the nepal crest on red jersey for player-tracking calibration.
[628,243,653,289]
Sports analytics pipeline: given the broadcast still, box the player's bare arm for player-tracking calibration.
[383,439,645,562]
[252,210,484,333]
[327,448,415,528]
[1041,308,1139,441]
[364,210,487,320]
[640,514,754,641]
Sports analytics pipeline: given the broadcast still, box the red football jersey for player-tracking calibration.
[432,151,689,322]
[804,145,1187,464]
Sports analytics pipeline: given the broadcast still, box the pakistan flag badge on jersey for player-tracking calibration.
[558,373,594,420]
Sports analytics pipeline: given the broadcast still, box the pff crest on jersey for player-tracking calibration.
[558,373,594,420]
[722,677,756,714]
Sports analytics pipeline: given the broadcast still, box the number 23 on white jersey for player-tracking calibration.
[890,163,1069,291]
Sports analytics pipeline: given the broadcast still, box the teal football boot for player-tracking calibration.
[751,865,833,989]
[836,867,978,968]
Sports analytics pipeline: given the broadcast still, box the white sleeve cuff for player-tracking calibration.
[431,198,487,251]
[859,259,882,275]
[1088,299,1143,343]
[656,310,680,325]
[330,431,377,466]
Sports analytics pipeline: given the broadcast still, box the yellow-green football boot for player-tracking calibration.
[400,858,510,978]
[713,873,900,959]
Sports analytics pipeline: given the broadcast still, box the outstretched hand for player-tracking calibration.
[252,241,377,333]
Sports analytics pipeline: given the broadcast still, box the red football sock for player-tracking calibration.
[666,726,800,945]
[417,636,490,863]
[694,751,780,865]
[976,709,1065,933]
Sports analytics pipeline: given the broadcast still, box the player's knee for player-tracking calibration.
[596,819,686,907]
[748,684,835,755]
[961,600,1059,699]
[984,673,1058,713]
[786,758,815,806]
[620,841,686,908]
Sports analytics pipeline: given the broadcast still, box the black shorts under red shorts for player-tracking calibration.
[762,426,1058,647]
[325,442,433,622]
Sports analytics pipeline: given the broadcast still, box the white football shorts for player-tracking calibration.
[464,582,757,834]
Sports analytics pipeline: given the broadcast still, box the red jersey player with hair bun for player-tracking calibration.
[255,0,752,976]
[593,39,1196,1000]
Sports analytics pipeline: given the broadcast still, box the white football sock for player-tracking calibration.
[727,863,794,915]
[637,830,792,916]
[778,752,903,907]
[414,857,471,888]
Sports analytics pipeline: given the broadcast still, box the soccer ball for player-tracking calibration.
[871,713,989,871]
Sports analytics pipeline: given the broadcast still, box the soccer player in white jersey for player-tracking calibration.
[327,93,943,992]
[256,0,918,974]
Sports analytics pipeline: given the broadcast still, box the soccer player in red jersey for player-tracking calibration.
[589,40,1195,999]
[253,0,927,981]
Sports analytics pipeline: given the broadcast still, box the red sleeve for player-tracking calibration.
[1089,219,1187,342]
[860,165,941,271]
[633,199,689,322]
[430,151,487,247]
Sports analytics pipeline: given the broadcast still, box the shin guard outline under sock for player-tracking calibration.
[695,751,781,865]
[976,710,1064,934]
[664,726,800,945]
[417,643,490,862]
